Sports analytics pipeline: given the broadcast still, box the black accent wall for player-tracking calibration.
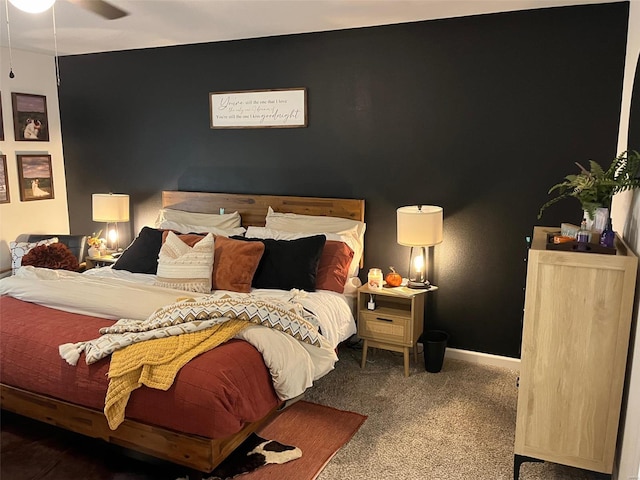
[58,2,629,358]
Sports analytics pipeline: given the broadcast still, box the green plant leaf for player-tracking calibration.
[538,150,640,220]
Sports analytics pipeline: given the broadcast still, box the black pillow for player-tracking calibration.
[112,227,164,274]
[232,235,326,291]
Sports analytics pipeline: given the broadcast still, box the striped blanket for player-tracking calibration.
[59,291,322,366]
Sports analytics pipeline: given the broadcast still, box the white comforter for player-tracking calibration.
[0,266,357,400]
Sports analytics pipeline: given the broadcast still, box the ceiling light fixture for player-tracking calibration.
[8,0,56,14]
[4,0,16,78]
[5,0,61,84]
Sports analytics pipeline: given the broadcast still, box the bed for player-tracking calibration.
[0,191,365,473]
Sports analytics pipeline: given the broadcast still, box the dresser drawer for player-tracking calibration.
[358,309,411,345]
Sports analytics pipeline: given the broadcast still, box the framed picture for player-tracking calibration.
[0,155,8,203]
[17,154,54,201]
[11,92,49,141]
[0,92,4,141]
[210,88,307,129]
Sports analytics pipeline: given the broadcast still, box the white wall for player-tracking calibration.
[611,1,640,478]
[0,47,69,273]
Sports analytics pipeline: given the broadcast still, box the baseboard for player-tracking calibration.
[444,347,521,371]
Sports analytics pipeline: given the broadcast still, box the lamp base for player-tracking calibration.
[407,280,431,289]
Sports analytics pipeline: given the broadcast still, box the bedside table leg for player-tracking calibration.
[414,343,418,363]
[404,347,410,377]
[361,339,369,369]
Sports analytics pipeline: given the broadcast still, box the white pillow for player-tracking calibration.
[10,237,59,275]
[157,219,246,237]
[246,226,353,243]
[265,207,365,239]
[264,207,365,276]
[247,224,362,278]
[154,231,214,293]
[155,208,242,230]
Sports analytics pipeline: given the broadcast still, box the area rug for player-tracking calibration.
[189,400,367,480]
[177,433,302,480]
[0,401,365,480]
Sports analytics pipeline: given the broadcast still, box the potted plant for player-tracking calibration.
[538,150,640,225]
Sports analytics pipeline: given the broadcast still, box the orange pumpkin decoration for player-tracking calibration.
[385,267,402,287]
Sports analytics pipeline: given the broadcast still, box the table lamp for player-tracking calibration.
[397,205,443,288]
[92,193,129,251]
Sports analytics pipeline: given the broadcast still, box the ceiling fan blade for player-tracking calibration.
[67,0,129,20]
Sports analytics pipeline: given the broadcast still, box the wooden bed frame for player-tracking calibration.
[1,191,365,473]
[162,190,366,267]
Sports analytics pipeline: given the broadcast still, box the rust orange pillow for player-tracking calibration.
[161,232,264,293]
[315,240,354,293]
[212,235,265,293]
[21,242,80,272]
[162,231,205,247]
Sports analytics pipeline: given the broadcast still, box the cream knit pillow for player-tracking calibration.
[155,231,214,293]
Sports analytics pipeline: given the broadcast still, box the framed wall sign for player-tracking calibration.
[17,154,54,201]
[0,155,8,203]
[12,92,49,141]
[210,88,307,129]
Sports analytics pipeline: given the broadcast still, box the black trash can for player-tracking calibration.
[422,330,449,373]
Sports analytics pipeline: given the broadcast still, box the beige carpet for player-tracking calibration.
[304,342,608,480]
[0,342,610,480]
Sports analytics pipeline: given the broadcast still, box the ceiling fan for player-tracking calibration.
[67,0,128,20]
[8,0,129,19]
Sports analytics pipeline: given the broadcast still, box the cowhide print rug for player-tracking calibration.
[177,433,301,480]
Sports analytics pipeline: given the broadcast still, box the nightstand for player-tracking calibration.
[357,284,437,377]
[85,255,117,269]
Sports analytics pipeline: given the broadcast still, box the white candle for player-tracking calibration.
[368,268,383,290]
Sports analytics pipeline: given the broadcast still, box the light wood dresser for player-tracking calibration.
[514,226,638,479]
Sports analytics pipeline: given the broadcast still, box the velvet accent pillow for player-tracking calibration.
[264,207,365,277]
[21,243,80,272]
[161,232,265,293]
[315,240,355,293]
[112,227,165,274]
[233,235,326,292]
[162,231,205,247]
[212,235,265,293]
[10,237,59,274]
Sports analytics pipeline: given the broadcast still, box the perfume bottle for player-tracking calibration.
[577,218,590,243]
[599,218,615,248]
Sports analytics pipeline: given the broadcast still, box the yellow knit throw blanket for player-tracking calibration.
[104,319,248,430]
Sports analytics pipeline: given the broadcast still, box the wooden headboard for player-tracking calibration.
[162,190,365,267]
[162,191,365,228]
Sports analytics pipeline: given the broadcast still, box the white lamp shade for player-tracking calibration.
[397,205,443,247]
[92,194,130,222]
[9,0,56,13]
